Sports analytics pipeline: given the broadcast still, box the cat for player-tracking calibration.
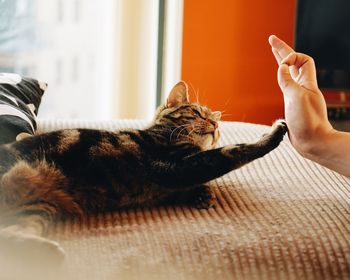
[0,81,287,264]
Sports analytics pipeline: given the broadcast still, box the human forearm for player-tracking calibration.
[303,129,350,178]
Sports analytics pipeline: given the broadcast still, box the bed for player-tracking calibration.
[36,119,350,280]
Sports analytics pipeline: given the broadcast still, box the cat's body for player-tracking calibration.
[0,126,215,218]
[0,82,287,266]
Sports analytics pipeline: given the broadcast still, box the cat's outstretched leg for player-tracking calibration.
[154,120,288,188]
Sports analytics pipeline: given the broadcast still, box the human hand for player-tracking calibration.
[268,35,334,158]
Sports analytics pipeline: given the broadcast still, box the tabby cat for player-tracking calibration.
[0,81,287,263]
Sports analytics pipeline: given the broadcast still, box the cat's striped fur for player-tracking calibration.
[0,81,287,264]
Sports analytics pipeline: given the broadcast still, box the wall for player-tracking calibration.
[181,0,296,125]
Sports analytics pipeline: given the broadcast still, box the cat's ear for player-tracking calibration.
[166,81,189,108]
[212,111,222,122]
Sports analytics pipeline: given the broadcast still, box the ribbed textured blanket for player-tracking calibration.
[36,120,350,280]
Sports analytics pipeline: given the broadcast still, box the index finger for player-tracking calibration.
[268,35,295,64]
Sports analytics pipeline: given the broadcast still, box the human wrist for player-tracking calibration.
[292,120,333,158]
[301,125,337,161]
[304,128,350,178]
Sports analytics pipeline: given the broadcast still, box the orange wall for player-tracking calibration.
[182,0,296,125]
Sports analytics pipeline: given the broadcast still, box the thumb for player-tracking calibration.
[277,64,298,94]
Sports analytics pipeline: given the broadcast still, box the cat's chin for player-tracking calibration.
[200,133,219,150]
[212,129,220,146]
[207,130,220,149]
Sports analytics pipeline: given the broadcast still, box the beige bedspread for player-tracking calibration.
[34,120,350,279]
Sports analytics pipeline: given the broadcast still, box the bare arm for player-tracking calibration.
[310,130,350,177]
[269,35,350,178]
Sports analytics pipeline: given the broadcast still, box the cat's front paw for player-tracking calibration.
[272,119,288,134]
[261,119,288,146]
[191,185,216,209]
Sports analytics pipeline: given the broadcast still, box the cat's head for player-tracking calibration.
[154,81,221,150]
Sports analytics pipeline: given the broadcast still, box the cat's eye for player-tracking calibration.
[170,112,182,119]
[191,109,205,119]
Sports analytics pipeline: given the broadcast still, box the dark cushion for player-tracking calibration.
[0,73,47,144]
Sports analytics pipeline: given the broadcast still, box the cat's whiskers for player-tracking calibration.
[189,83,200,103]
[170,123,192,142]
[176,124,193,140]
[187,127,197,139]
[195,88,201,103]
[220,112,233,119]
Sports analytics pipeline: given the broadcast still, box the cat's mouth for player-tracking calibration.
[200,122,220,147]
[202,128,219,148]
[211,129,220,146]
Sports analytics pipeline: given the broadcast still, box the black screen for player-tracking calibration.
[295,0,350,90]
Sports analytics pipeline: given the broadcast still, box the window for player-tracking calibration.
[0,0,116,119]
[57,0,63,22]
[71,56,79,83]
[0,0,184,120]
[73,0,80,23]
[55,59,63,85]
